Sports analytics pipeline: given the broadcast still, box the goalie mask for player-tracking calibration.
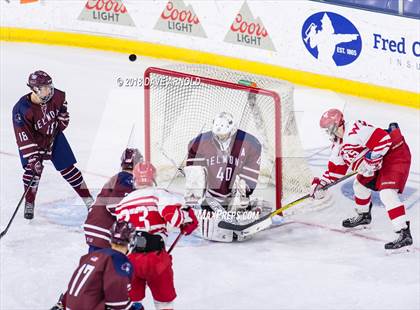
[27,70,54,104]
[319,108,344,140]
[212,112,237,144]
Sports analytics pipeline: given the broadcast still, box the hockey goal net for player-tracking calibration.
[144,65,314,211]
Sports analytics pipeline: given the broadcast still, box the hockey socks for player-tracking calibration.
[60,165,93,204]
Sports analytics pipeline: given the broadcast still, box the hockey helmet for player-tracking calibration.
[121,148,143,170]
[212,112,237,142]
[319,108,344,137]
[133,162,156,187]
[110,221,135,246]
[27,70,54,103]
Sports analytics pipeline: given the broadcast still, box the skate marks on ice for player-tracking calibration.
[265,218,420,253]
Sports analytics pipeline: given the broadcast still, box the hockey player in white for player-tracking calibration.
[184,112,271,242]
[311,109,413,250]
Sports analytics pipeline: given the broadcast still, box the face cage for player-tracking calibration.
[34,84,54,103]
[324,123,339,140]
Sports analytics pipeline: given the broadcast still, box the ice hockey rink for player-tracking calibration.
[0,42,419,310]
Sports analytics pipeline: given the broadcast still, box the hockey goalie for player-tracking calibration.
[184,112,272,242]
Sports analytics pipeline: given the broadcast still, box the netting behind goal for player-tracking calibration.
[144,64,313,210]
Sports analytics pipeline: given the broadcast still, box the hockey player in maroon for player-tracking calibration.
[84,148,143,252]
[114,162,198,310]
[184,112,268,242]
[58,221,137,310]
[185,112,262,207]
[12,70,93,219]
[311,109,413,250]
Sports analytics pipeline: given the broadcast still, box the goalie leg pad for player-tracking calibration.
[199,197,234,242]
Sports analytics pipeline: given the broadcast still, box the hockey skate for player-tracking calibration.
[50,293,64,310]
[24,201,34,220]
[385,221,413,251]
[342,203,372,228]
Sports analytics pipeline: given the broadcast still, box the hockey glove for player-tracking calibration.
[310,177,327,200]
[27,154,43,175]
[180,207,198,235]
[357,152,383,177]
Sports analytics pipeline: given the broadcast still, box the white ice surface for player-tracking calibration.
[0,42,419,310]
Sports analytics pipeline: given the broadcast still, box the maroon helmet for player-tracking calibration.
[121,148,143,170]
[319,109,344,137]
[110,221,135,246]
[27,70,54,103]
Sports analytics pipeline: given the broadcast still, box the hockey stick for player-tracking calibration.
[158,144,185,177]
[218,172,357,232]
[167,232,183,254]
[0,130,60,240]
[0,175,36,239]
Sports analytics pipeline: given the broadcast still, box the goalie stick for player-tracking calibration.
[218,172,357,232]
[0,130,59,240]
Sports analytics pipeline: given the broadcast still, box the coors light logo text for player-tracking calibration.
[154,0,207,37]
[224,1,275,51]
[78,0,135,26]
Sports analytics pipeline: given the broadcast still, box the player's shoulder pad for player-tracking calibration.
[12,95,31,126]
[236,129,261,149]
[53,88,66,102]
[189,131,212,145]
[117,171,135,189]
[100,248,133,278]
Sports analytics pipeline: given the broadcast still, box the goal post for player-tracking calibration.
[144,65,313,211]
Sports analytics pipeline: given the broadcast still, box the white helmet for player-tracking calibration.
[212,112,237,142]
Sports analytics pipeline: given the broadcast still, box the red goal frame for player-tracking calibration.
[144,67,283,209]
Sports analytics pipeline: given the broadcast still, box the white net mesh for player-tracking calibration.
[145,64,313,209]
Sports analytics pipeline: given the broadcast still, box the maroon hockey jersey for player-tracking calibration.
[12,89,69,160]
[186,129,262,203]
[64,248,132,310]
[84,171,135,249]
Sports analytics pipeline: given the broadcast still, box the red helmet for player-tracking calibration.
[27,70,54,103]
[319,109,344,136]
[133,162,156,187]
[110,221,135,246]
[121,148,143,170]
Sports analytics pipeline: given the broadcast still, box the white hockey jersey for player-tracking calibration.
[114,187,187,237]
[321,120,392,183]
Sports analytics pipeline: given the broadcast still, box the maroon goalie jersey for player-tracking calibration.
[186,129,262,203]
[64,248,132,310]
[12,89,69,160]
